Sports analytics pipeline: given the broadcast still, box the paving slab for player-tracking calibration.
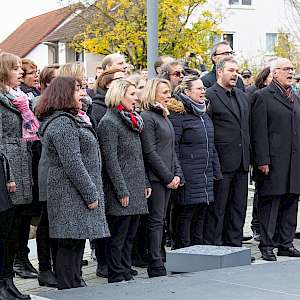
[39,259,300,300]
[166,245,251,272]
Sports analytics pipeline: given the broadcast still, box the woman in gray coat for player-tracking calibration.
[98,79,151,283]
[36,76,109,290]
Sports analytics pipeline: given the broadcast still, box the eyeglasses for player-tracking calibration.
[276,67,295,72]
[214,51,235,56]
[25,70,38,76]
[75,84,84,91]
[170,71,184,77]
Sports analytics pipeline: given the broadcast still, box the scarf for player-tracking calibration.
[176,92,206,117]
[151,102,170,118]
[77,110,92,126]
[115,104,144,133]
[272,78,294,103]
[8,88,40,141]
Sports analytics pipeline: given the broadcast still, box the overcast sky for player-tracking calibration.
[0,0,64,42]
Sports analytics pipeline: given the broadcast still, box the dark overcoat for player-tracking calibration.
[168,96,222,205]
[206,83,251,173]
[251,82,300,196]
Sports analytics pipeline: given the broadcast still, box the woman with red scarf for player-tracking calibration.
[98,79,151,283]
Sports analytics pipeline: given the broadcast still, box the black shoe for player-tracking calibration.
[5,278,31,299]
[13,259,38,279]
[251,256,256,263]
[124,273,134,281]
[80,279,87,287]
[242,235,253,242]
[96,264,108,278]
[38,270,58,288]
[261,248,277,261]
[108,276,125,283]
[0,280,16,300]
[147,265,167,278]
[81,259,88,266]
[130,269,138,276]
[277,246,300,257]
[295,232,300,239]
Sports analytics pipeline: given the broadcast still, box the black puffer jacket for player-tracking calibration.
[91,88,107,126]
[168,94,222,205]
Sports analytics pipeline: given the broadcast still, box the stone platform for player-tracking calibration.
[166,245,251,273]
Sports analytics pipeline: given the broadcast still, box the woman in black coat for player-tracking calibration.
[167,76,222,249]
[140,78,184,278]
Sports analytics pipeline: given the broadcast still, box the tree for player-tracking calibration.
[273,31,300,71]
[63,0,222,69]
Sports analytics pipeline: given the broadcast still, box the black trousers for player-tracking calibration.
[174,203,208,249]
[258,193,299,250]
[147,182,171,267]
[251,186,260,234]
[106,215,140,281]
[0,208,17,279]
[56,239,85,290]
[205,169,248,247]
[36,202,58,272]
[95,237,108,267]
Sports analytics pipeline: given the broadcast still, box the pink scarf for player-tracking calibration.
[77,110,92,125]
[11,95,40,141]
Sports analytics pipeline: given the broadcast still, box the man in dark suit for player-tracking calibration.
[205,57,250,247]
[201,40,245,91]
[251,57,300,261]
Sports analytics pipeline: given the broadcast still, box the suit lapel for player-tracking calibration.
[213,86,240,123]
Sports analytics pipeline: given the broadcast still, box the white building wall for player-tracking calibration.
[84,52,103,78]
[25,44,49,70]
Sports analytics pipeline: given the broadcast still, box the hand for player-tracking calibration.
[167,176,181,189]
[120,196,129,207]
[88,201,98,209]
[258,165,269,175]
[145,188,152,199]
[7,181,16,193]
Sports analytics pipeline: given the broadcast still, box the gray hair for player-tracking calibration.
[269,57,291,72]
[216,57,238,72]
[210,40,230,60]
[102,53,125,70]
[158,60,181,80]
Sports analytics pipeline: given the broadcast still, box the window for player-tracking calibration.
[75,51,84,62]
[223,33,234,49]
[229,0,252,5]
[266,33,277,52]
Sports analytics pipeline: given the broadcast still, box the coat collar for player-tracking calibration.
[0,92,21,114]
[268,82,294,110]
[212,82,243,122]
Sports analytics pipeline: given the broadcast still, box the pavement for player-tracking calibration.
[15,185,300,299]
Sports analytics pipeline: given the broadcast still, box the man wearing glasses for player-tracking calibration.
[251,57,300,261]
[202,41,245,91]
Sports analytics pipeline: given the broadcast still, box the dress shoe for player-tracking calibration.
[251,256,256,263]
[261,248,277,261]
[130,269,138,276]
[38,270,58,288]
[5,278,31,299]
[14,259,38,279]
[277,246,300,257]
[124,273,134,281]
[0,280,16,300]
[81,259,88,266]
[147,265,167,278]
[294,232,300,239]
[242,235,253,242]
[96,264,108,278]
[108,276,125,283]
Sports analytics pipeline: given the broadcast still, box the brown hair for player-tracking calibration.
[0,52,21,92]
[35,76,79,119]
[22,58,37,74]
[255,67,271,89]
[39,66,59,92]
[95,68,124,91]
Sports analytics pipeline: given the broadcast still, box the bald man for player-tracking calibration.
[252,57,300,261]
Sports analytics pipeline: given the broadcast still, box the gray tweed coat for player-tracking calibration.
[0,92,33,205]
[97,109,149,216]
[39,111,110,240]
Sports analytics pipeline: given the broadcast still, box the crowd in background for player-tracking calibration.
[1,39,300,299]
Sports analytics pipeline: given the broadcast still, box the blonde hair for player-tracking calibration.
[0,52,21,92]
[140,78,171,110]
[174,75,201,94]
[105,79,135,107]
[21,58,37,74]
[58,63,85,81]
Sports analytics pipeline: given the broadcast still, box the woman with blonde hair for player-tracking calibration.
[0,52,32,299]
[140,78,184,278]
[98,78,150,283]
